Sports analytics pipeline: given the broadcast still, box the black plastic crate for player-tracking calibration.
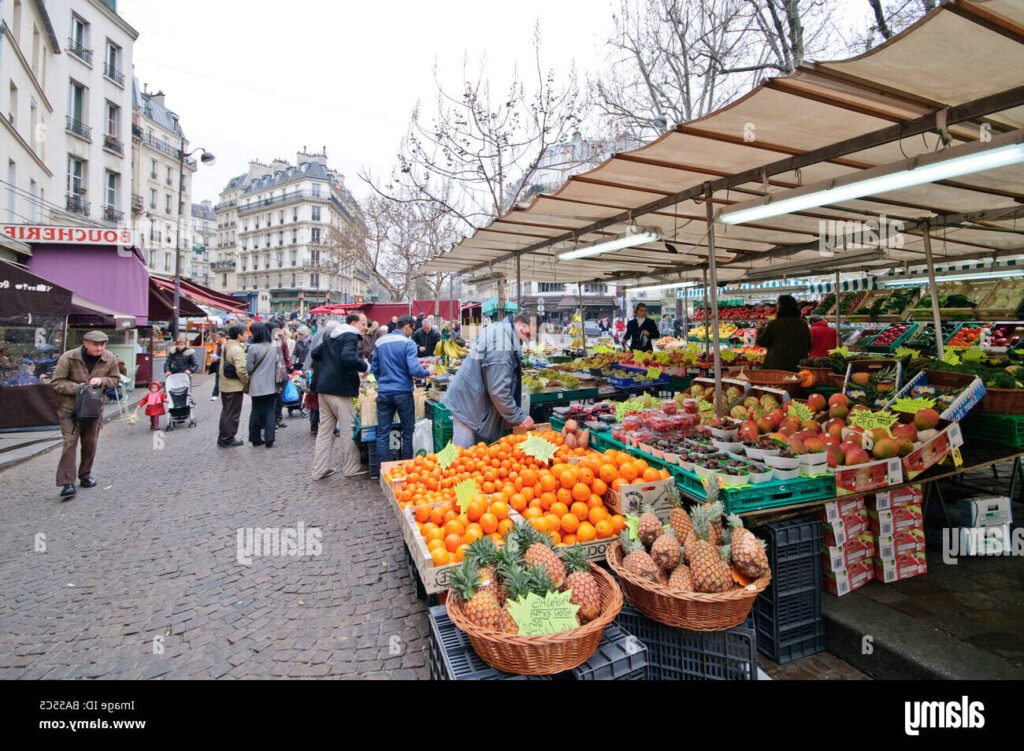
[368,432,406,481]
[759,621,827,664]
[405,545,427,600]
[615,606,758,680]
[754,586,820,629]
[753,516,823,595]
[427,605,550,680]
[563,623,648,681]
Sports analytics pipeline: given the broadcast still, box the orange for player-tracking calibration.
[594,520,614,539]
[642,468,661,482]
[453,544,468,563]
[427,538,446,553]
[521,468,538,487]
[588,506,609,526]
[430,547,450,567]
[599,463,618,484]
[414,504,431,523]
[429,507,445,526]
[498,518,515,536]
[590,478,608,498]
[618,463,639,482]
[556,488,574,506]
[559,469,578,489]
[530,517,550,534]
[443,519,464,537]
[529,498,543,510]
[509,493,527,513]
[520,486,535,502]
[539,491,557,510]
[457,513,470,528]
[611,477,627,491]
[570,501,590,520]
[576,467,595,486]
[479,513,499,535]
[561,513,580,534]
[611,514,626,533]
[523,507,542,520]
[481,481,495,495]
[576,522,596,542]
[562,533,578,546]
[545,513,561,533]
[571,482,591,503]
[466,499,487,522]
[633,458,649,473]
[425,526,444,543]
[444,533,462,553]
[538,473,557,492]
[489,532,504,545]
[490,500,510,520]
[659,469,671,480]
[549,531,561,546]
[588,494,605,508]
[444,509,459,523]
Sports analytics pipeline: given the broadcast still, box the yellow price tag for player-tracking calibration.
[950,447,963,467]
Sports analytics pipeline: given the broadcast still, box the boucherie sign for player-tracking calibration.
[2,224,136,246]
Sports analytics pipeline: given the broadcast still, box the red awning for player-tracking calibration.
[150,276,248,312]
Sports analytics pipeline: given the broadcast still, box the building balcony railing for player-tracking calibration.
[66,116,92,142]
[237,189,331,215]
[132,194,144,211]
[104,63,125,87]
[67,38,93,65]
[132,123,143,140]
[141,134,196,168]
[103,206,124,223]
[211,260,235,271]
[103,134,124,155]
[66,194,89,216]
[215,199,237,211]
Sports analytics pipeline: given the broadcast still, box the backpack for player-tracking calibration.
[73,383,105,423]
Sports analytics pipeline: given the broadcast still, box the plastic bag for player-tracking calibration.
[413,418,433,455]
[282,379,299,404]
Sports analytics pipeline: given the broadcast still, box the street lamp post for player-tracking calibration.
[171,137,215,338]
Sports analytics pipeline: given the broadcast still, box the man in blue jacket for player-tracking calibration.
[372,315,429,462]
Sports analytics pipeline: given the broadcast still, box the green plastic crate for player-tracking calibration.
[672,466,835,515]
[961,411,1024,449]
[864,322,919,352]
[432,401,453,449]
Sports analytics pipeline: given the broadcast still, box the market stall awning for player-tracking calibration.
[149,276,248,313]
[481,296,519,316]
[148,278,206,321]
[0,260,72,320]
[423,0,1024,288]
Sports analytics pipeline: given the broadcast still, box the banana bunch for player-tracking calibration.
[434,339,469,359]
[570,311,586,351]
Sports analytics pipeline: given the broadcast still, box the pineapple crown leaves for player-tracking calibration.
[510,520,545,551]
[703,500,724,524]
[720,525,734,547]
[464,536,500,568]
[719,543,732,562]
[659,525,677,539]
[619,529,645,554]
[703,476,721,504]
[449,560,481,601]
[493,538,523,575]
[689,505,710,541]
[500,565,535,602]
[726,513,745,530]
[559,545,590,575]
[525,565,557,595]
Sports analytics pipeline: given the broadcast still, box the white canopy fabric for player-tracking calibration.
[424,0,1024,288]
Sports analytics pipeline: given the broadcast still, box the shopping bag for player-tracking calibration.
[413,419,433,455]
[283,379,299,404]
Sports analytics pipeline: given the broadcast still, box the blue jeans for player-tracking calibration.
[376,392,414,462]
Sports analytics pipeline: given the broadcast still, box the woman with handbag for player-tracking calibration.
[217,325,249,447]
[246,323,279,448]
[270,326,292,429]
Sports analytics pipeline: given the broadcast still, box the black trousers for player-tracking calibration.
[218,391,244,445]
[249,394,277,445]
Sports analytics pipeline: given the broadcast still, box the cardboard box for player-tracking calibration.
[823,498,867,525]
[833,457,904,496]
[884,369,986,422]
[823,532,876,573]
[946,497,1014,528]
[901,420,964,479]
[873,551,927,584]
[824,561,874,597]
[869,505,924,538]
[875,528,927,561]
[606,476,677,517]
[821,501,869,547]
[872,484,924,510]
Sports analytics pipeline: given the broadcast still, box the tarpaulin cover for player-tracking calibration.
[0,260,72,321]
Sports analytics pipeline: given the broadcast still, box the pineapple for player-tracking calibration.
[726,514,769,579]
[518,523,565,588]
[669,498,693,546]
[668,564,695,592]
[465,537,505,604]
[619,531,660,583]
[650,527,681,571]
[689,507,733,593]
[449,561,506,630]
[561,547,602,624]
[701,500,724,547]
[638,509,663,548]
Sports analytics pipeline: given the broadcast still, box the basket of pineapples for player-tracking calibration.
[445,523,623,675]
[606,486,771,632]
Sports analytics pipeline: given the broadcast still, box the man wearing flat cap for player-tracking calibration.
[50,331,123,499]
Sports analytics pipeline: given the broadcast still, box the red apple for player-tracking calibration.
[779,418,801,436]
[807,393,826,412]
[829,405,849,420]
[892,423,918,443]
[769,408,786,428]
[787,436,808,455]
[756,417,774,435]
[739,420,760,443]
[801,419,822,433]
[825,419,846,437]
[829,393,850,410]
[914,408,941,430]
[872,437,900,460]
[845,447,871,466]
[804,437,826,453]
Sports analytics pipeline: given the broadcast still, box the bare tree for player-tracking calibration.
[860,0,935,48]
[361,28,588,237]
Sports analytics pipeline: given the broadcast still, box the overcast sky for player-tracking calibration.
[120,0,616,204]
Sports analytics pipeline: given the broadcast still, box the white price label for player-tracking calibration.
[838,578,850,596]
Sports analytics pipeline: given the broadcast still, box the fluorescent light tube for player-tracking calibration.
[721,132,1024,225]
[632,281,698,294]
[558,231,661,261]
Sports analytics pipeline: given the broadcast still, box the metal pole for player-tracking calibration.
[834,270,841,344]
[701,266,709,362]
[172,138,186,338]
[516,253,522,309]
[922,222,945,361]
[704,186,724,417]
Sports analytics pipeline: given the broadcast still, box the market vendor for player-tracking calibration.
[808,316,838,357]
[412,316,441,356]
[756,295,812,371]
[622,303,659,352]
[444,313,536,447]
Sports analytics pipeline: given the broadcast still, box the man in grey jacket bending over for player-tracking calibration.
[443,313,535,448]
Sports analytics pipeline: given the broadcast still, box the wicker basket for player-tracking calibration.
[744,369,803,397]
[445,563,623,675]
[828,372,846,389]
[978,388,1024,415]
[606,541,770,631]
[802,366,832,388]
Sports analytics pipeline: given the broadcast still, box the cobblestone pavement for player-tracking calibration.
[0,374,431,679]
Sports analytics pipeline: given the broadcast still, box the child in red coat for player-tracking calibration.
[138,381,168,430]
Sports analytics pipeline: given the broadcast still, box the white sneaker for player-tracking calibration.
[211,396,219,401]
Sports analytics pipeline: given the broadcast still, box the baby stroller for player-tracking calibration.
[164,372,197,430]
[282,370,306,417]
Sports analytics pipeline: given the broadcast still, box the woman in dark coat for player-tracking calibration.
[622,303,660,352]
[756,295,812,372]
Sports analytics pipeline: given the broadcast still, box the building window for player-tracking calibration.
[105,171,118,209]
[29,179,39,221]
[290,250,297,266]
[291,273,296,287]
[166,166,173,186]
[68,81,86,133]
[105,101,119,138]
[584,283,608,294]
[279,210,284,224]
[70,13,88,56]
[150,159,157,179]
[293,208,298,222]
[310,272,320,288]
[164,253,171,272]
[7,161,15,223]
[310,250,320,265]
[311,228,321,244]
[222,274,227,287]
[312,183,321,198]
[312,206,321,222]
[8,82,18,131]
[539,282,565,293]
[166,194,172,213]
[67,156,85,194]
[292,229,297,244]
